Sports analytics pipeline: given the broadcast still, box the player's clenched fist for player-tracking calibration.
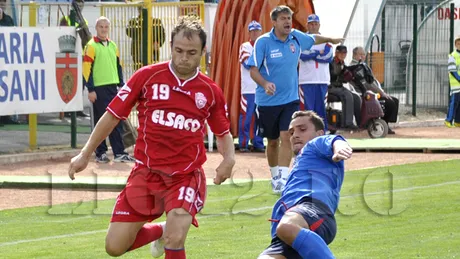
[332,140,353,162]
[68,152,90,180]
[214,159,235,185]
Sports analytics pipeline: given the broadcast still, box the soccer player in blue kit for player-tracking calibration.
[258,110,353,259]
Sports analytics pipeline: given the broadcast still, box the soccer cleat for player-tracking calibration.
[150,222,166,258]
[113,154,136,163]
[279,178,287,193]
[95,153,110,163]
[445,121,455,128]
[271,176,284,194]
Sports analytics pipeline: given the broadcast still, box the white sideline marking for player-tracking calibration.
[0,230,106,247]
[1,180,459,247]
[0,206,273,248]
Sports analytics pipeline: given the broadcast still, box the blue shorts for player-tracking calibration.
[259,197,337,258]
[257,100,299,140]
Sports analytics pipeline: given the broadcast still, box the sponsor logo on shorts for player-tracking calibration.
[115,211,130,215]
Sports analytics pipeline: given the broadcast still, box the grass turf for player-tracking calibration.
[1,159,459,258]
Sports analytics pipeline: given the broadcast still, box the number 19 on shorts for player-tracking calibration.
[178,186,203,212]
[178,186,195,203]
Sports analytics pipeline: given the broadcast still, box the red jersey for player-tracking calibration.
[107,61,230,175]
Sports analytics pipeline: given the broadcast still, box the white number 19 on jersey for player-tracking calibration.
[152,84,170,100]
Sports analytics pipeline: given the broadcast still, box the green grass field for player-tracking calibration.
[1,160,459,258]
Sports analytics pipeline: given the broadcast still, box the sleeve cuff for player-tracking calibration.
[106,107,126,120]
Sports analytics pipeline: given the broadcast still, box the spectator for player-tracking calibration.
[0,6,13,26]
[446,36,460,127]
[126,7,166,70]
[238,21,265,153]
[83,16,135,163]
[328,45,361,129]
[298,14,333,132]
[350,46,398,134]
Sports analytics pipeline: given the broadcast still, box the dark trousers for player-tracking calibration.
[328,86,360,127]
[238,94,264,149]
[446,92,460,123]
[93,85,126,157]
[381,95,399,123]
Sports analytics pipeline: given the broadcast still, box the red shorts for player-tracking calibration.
[110,164,207,227]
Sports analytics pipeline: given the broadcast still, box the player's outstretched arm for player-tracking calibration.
[332,140,353,162]
[68,112,121,180]
[214,132,235,185]
[314,35,344,45]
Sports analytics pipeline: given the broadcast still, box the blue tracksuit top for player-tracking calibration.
[270,135,346,238]
[247,28,315,106]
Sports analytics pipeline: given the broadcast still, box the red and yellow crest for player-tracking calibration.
[55,53,78,103]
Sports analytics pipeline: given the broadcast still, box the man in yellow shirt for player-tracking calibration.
[83,16,135,163]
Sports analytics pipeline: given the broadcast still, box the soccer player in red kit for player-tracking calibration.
[68,16,235,258]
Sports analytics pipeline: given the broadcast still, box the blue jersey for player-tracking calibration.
[270,135,346,238]
[247,28,315,106]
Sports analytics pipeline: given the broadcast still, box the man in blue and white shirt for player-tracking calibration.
[247,5,343,193]
[238,21,265,152]
[298,14,333,132]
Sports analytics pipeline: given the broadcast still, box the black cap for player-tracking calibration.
[336,45,347,53]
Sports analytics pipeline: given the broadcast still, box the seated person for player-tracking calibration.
[350,47,399,134]
[328,45,361,129]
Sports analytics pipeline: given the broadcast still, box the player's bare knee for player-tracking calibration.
[276,212,308,244]
[105,239,125,257]
[276,222,299,244]
[164,208,192,249]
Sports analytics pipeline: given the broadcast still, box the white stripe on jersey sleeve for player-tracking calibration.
[448,56,457,72]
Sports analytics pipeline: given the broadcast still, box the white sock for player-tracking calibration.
[279,167,290,180]
[270,166,279,178]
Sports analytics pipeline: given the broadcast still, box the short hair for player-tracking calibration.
[95,16,110,27]
[291,110,325,131]
[270,5,293,21]
[335,45,347,53]
[455,36,460,44]
[171,15,207,50]
[353,46,364,56]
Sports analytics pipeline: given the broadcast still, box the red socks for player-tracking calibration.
[165,248,186,259]
[128,223,164,251]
